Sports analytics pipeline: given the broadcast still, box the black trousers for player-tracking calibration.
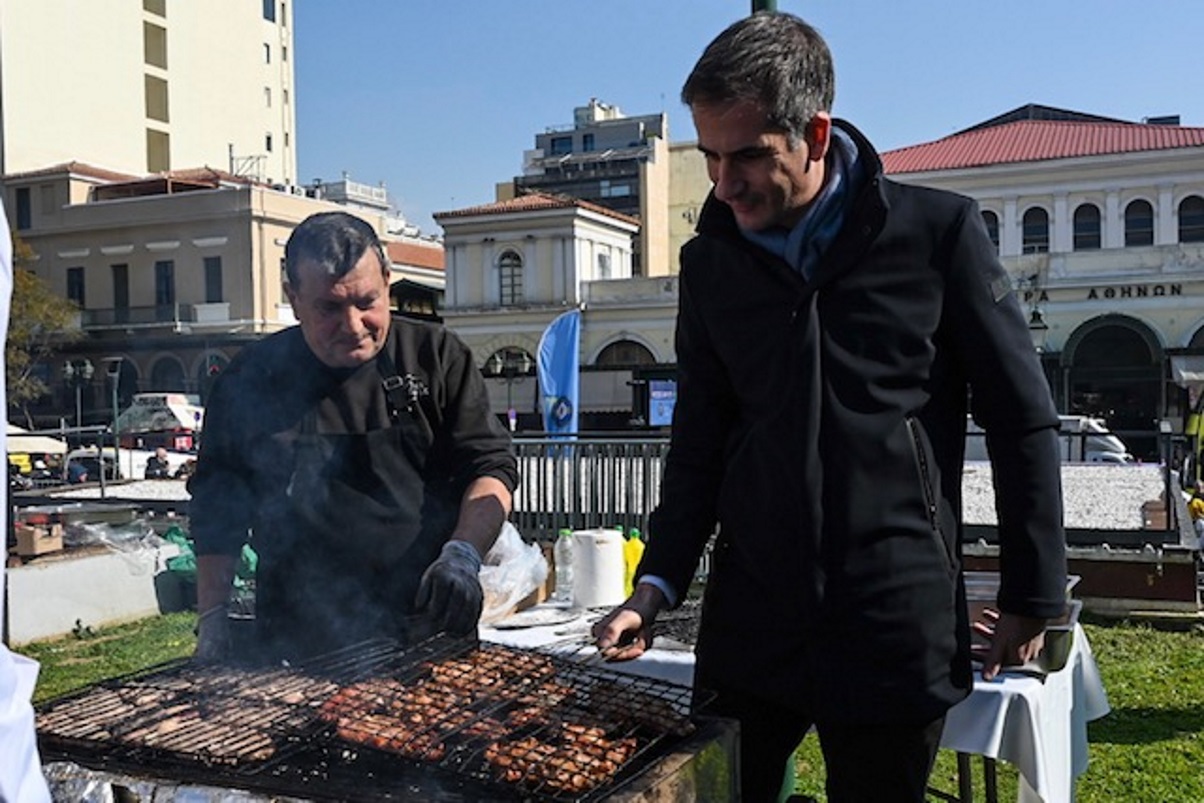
[700,682,945,803]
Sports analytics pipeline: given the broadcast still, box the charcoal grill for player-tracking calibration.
[37,635,734,802]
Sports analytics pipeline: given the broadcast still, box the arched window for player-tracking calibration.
[1179,195,1204,243]
[150,357,187,392]
[1072,203,1101,250]
[498,250,523,306]
[596,340,656,367]
[1124,199,1154,246]
[1021,207,1049,254]
[980,210,999,250]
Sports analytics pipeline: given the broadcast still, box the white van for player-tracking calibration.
[964,415,1134,464]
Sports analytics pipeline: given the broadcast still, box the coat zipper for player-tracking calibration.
[905,416,956,573]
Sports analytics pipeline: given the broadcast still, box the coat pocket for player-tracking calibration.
[905,416,957,575]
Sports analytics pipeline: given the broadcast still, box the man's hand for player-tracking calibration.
[591,583,668,662]
[414,540,484,636]
[972,609,1048,681]
[194,605,231,663]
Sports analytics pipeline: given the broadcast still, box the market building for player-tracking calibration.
[884,104,1204,460]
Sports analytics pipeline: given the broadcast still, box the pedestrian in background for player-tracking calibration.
[144,446,171,479]
[594,12,1067,802]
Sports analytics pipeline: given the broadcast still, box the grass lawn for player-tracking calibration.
[22,611,197,704]
[19,612,1204,801]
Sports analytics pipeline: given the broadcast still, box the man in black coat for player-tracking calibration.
[593,12,1067,802]
[190,212,517,663]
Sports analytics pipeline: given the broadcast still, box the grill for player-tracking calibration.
[37,635,727,802]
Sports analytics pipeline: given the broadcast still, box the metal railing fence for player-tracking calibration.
[509,427,1182,542]
[510,435,670,541]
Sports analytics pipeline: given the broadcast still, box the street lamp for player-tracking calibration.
[487,348,533,431]
[62,358,94,434]
[104,357,125,484]
[1027,307,1050,352]
[1016,271,1050,352]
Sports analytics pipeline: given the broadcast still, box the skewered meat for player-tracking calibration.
[331,711,447,761]
[482,723,639,793]
[35,663,349,766]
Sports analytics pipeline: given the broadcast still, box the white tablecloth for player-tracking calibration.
[942,624,1110,803]
[0,647,52,803]
[481,608,1110,803]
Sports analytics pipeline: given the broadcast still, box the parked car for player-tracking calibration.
[964,415,1134,464]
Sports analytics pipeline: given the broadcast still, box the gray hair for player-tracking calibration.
[283,211,388,289]
[682,11,834,145]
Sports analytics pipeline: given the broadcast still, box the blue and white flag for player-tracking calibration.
[537,309,581,436]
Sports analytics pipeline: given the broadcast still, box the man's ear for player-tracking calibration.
[805,113,832,164]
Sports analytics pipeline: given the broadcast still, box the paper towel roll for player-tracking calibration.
[570,528,626,608]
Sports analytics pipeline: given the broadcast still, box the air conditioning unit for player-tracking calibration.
[290,185,307,197]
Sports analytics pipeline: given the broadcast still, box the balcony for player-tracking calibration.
[79,302,230,331]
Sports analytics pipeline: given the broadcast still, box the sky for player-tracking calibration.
[293,1,1204,236]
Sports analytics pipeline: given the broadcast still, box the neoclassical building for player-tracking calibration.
[440,105,1204,452]
[884,105,1204,460]
[435,193,663,430]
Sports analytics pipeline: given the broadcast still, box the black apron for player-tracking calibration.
[250,349,460,661]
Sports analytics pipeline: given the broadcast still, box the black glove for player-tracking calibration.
[194,605,231,663]
[414,540,484,636]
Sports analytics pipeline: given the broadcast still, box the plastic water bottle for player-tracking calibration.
[553,529,574,605]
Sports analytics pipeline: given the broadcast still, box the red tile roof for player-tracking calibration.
[386,239,444,271]
[882,120,1204,174]
[160,166,255,185]
[3,161,138,183]
[433,192,640,227]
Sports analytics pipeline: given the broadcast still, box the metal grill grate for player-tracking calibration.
[37,636,706,802]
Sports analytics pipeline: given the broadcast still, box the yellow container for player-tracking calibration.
[622,529,646,597]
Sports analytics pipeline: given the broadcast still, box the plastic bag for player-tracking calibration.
[478,522,548,624]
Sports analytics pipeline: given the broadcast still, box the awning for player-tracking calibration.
[6,424,68,454]
[1171,355,1204,386]
[484,370,635,414]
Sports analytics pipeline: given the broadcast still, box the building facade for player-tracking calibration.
[441,105,1204,451]
[884,105,1204,460]
[435,193,673,429]
[0,0,297,184]
[4,163,442,428]
[501,100,672,279]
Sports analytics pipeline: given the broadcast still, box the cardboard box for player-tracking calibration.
[14,522,64,557]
